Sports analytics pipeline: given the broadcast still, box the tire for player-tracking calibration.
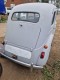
[0,63,3,77]
[0,53,2,57]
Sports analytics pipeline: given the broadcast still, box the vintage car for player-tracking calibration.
[0,3,56,68]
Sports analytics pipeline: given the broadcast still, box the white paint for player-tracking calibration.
[4,3,56,67]
[5,45,31,59]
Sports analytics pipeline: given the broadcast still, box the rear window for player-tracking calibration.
[11,12,40,23]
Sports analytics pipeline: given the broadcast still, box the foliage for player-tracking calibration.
[0,15,7,23]
[36,0,39,2]
[42,0,48,3]
[52,61,60,71]
[41,61,60,80]
[41,66,53,80]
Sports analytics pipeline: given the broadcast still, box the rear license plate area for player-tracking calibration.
[12,54,17,59]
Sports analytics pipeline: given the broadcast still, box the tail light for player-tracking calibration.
[44,45,48,49]
[40,52,45,59]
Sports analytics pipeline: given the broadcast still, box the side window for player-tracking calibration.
[51,12,56,25]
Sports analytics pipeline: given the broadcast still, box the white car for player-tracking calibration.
[5,7,12,15]
[0,3,57,69]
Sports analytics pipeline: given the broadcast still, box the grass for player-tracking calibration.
[52,61,60,71]
[41,66,53,80]
[0,18,7,23]
[41,61,60,80]
[0,15,7,23]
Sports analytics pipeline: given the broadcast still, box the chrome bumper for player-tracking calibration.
[0,52,43,69]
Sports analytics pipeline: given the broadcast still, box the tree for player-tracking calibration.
[56,0,59,8]
[42,0,49,3]
[36,0,49,2]
[36,0,39,2]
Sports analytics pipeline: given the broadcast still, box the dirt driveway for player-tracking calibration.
[0,14,60,80]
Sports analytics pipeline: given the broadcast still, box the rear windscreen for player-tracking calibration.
[11,12,40,23]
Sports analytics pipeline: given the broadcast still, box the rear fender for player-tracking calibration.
[33,34,54,66]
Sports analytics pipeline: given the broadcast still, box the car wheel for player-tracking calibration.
[0,63,3,77]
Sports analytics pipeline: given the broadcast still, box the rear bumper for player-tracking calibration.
[0,52,43,69]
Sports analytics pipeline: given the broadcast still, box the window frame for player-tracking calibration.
[11,12,40,23]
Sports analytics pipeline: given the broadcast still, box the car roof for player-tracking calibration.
[11,3,56,13]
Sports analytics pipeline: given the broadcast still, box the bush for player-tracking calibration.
[0,15,7,23]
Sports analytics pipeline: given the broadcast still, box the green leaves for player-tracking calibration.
[41,66,53,80]
[41,61,60,80]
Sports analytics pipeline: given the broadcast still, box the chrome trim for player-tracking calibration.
[0,52,43,69]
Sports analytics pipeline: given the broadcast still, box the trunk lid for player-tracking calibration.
[5,16,40,51]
